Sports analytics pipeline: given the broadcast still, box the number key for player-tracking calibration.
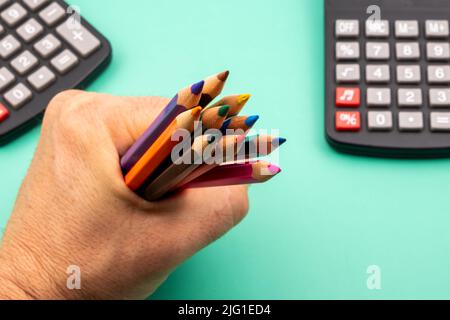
[11,50,38,75]
[366,42,390,60]
[33,33,61,58]
[0,34,21,59]
[397,65,421,84]
[366,65,390,83]
[4,83,32,109]
[428,66,450,84]
[1,3,27,27]
[0,66,14,91]
[367,88,391,107]
[430,89,450,107]
[396,43,420,60]
[17,18,44,42]
[427,43,450,61]
[23,0,49,11]
[368,111,393,131]
[398,89,422,107]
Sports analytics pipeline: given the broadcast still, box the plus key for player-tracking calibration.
[56,17,101,58]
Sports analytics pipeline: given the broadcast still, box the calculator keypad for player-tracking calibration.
[0,0,107,140]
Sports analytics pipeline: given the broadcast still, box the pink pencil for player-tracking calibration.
[183,161,281,189]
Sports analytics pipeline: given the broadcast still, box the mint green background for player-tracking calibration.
[1,0,450,299]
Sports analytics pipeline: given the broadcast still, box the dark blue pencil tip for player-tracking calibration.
[276,137,287,146]
[245,115,259,127]
[191,80,205,95]
[220,118,232,131]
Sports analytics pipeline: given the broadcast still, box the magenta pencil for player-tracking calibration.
[183,161,281,189]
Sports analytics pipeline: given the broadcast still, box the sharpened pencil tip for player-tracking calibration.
[218,105,230,117]
[275,137,287,146]
[268,164,282,175]
[191,106,202,117]
[217,70,230,82]
[221,118,232,130]
[238,94,251,104]
[245,115,259,127]
[191,80,205,95]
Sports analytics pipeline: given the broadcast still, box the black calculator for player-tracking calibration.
[0,0,111,143]
[325,0,450,157]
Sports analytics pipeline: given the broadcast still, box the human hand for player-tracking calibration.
[0,90,249,299]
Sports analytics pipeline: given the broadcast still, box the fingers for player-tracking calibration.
[147,185,250,264]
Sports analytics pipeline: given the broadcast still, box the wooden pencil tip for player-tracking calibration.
[217,70,230,82]
[191,80,205,95]
[268,164,282,175]
[218,105,230,117]
[245,115,259,127]
[191,106,203,117]
[238,94,251,104]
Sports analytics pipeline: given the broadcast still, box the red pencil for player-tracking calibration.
[183,161,281,189]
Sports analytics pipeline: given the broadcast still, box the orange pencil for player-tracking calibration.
[125,107,202,191]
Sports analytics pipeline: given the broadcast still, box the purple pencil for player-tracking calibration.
[120,80,204,173]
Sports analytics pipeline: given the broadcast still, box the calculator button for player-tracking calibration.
[23,0,49,11]
[33,33,61,58]
[4,83,31,109]
[335,87,360,107]
[427,43,450,61]
[0,66,14,91]
[425,20,449,38]
[399,112,424,131]
[367,88,391,107]
[368,111,393,131]
[11,50,38,75]
[336,64,360,83]
[398,89,422,107]
[16,18,43,43]
[395,20,419,39]
[39,2,65,26]
[335,42,359,61]
[28,65,55,91]
[431,112,450,131]
[396,42,420,61]
[57,18,101,58]
[335,111,360,131]
[335,20,359,38]
[366,42,390,60]
[0,102,9,122]
[428,66,450,84]
[0,34,21,59]
[397,65,421,84]
[366,20,389,38]
[366,65,390,83]
[51,49,78,74]
[429,89,450,107]
[0,23,4,35]
[1,3,27,27]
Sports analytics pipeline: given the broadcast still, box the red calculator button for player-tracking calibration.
[0,104,9,123]
[336,87,360,107]
[336,111,361,131]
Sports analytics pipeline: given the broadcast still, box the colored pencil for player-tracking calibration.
[208,94,251,117]
[198,70,230,107]
[234,135,287,161]
[200,105,230,130]
[125,107,202,191]
[220,115,259,134]
[183,161,281,189]
[175,134,247,189]
[120,80,205,173]
[142,135,214,201]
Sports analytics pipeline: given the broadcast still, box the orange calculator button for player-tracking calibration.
[336,87,360,107]
[336,111,361,131]
[0,103,9,123]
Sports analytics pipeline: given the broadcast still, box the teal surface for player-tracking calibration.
[1,0,450,299]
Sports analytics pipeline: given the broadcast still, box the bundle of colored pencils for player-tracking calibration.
[121,71,286,201]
